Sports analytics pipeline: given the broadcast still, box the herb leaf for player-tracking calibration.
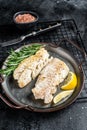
[0,43,43,76]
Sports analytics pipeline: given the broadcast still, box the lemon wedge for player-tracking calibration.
[61,71,77,90]
[53,90,73,104]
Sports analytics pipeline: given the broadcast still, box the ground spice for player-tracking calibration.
[15,13,36,23]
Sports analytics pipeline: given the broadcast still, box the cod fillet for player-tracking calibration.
[32,58,69,104]
[13,48,51,88]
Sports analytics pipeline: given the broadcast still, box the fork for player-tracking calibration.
[0,23,61,47]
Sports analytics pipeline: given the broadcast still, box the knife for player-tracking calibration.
[0,23,61,47]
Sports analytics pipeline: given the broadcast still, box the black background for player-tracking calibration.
[0,0,87,44]
[0,0,87,130]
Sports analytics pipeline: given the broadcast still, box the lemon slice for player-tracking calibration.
[61,71,77,90]
[53,90,73,104]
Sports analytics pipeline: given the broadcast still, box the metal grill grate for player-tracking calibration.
[0,19,87,102]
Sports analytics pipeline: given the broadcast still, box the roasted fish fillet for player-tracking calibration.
[32,58,69,104]
[13,48,51,88]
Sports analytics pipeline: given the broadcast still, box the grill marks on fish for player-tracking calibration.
[32,58,69,104]
[13,48,51,88]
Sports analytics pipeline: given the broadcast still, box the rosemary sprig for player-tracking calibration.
[0,43,43,76]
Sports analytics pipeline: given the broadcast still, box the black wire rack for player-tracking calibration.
[0,19,87,104]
